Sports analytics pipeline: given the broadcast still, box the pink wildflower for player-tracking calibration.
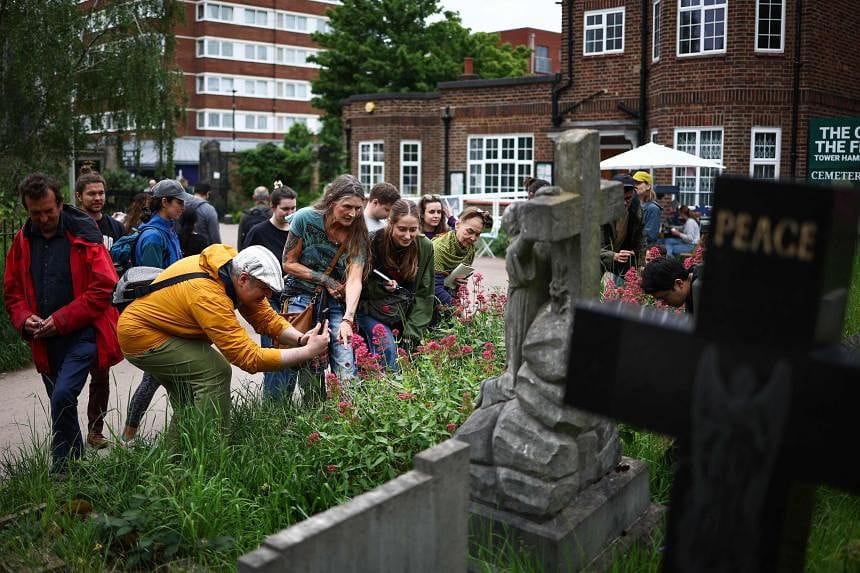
[461,344,473,354]
[326,464,338,474]
[307,431,320,446]
[337,400,352,415]
[446,423,458,433]
[397,392,414,401]
[391,328,400,337]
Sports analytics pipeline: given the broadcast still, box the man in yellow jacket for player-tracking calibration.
[118,244,329,434]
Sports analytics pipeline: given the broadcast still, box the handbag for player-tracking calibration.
[279,242,346,348]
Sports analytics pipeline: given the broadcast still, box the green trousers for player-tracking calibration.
[125,337,233,441]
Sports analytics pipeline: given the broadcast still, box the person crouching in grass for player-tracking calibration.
[117,245,329,439]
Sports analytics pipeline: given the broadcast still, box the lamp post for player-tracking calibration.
[231,89,237,152]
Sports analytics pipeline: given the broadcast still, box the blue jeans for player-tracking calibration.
[356,314,400,372]
[261,293,293,401]
[41,330,97,472]
[281,294,355,403]
[664,238,694,258]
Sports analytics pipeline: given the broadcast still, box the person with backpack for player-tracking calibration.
[135,180,184,268]
[120,179,185,441]
[118,245,330,438]
[237,186,271,250]
[184,182,220,245]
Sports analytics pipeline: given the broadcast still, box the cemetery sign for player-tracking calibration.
[807,116,860,186]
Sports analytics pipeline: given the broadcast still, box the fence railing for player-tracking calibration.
[1,219,22,259]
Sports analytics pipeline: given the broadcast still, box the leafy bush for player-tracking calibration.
[0,250,31,371]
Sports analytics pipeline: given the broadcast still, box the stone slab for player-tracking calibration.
[469,457,651,573]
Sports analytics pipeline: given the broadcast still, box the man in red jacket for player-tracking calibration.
[3,173,122,473]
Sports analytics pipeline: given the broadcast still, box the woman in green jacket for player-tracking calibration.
[357,199,434,371]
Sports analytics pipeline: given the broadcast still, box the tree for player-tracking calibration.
[309,0,531,116]
[237,122,342,207]
[0,0,183,217]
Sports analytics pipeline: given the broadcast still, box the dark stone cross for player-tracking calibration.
[565,176,860,573]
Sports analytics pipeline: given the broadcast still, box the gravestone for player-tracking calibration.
[455,130,658,571]
[567,176,860,572]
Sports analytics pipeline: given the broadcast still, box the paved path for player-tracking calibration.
[0,224,507,457]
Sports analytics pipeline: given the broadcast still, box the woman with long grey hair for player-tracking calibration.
[278,174,369,402]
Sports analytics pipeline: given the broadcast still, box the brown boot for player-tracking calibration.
[86,432,109,449]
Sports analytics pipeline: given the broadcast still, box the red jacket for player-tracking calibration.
[3,206,123,373]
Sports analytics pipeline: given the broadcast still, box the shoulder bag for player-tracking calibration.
[280,242,347,348]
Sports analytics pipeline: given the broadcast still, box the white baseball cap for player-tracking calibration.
[232,246,284,292]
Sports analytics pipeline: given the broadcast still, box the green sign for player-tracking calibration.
[808,117,860,186]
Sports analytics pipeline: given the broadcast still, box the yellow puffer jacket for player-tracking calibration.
[118,244,289,373]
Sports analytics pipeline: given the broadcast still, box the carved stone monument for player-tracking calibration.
[567,176,860,572]
[455,129,656,571]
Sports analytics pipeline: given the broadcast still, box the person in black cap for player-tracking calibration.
[600,174,646,283]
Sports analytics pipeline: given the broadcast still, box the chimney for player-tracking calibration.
[460,57,477,79]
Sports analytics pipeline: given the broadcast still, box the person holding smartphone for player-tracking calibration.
[357,200,435,370]
[281,175,369,402]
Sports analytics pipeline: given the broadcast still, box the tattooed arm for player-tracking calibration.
[282,231,343,294]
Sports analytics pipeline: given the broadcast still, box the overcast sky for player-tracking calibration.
[436,0,562,33]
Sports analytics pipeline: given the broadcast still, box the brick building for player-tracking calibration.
[343,0,860,207]
[82,0,334,183]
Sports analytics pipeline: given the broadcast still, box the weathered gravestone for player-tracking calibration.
[567,176,860,572]
[456,129,659,571]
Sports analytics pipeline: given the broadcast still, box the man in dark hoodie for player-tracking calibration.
[237,185,271,250]
[3,173,123,473]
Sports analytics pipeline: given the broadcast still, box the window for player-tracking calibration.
[359,141,385,189]
[584,8,625,55]
[750,128,780,180]
[678,0,727,56]
[652,0,661,61]
[203,3,233,22]
[467,135,533,194]
[756,0,784,52]
[400,141,422,194]
[535,45,552,73]
[244,8,268,26]
[673,128,722,207]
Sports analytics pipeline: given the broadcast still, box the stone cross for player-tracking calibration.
[458,129,650,572]
[566,176,860,572]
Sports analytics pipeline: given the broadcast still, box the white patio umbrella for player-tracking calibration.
[599,142,725,170]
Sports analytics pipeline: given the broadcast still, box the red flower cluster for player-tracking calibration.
[351,333,385,378]
[325,372,343,397]
[446,423,458,433]
[397,392,414,401]
[481,342,496,361]
[684,243,704,269]
[307,431,320,446]
[326,464,338,474]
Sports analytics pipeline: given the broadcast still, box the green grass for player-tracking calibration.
[0,295,506,571]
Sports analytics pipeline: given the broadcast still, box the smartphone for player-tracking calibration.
[373,268,392,282]
[317,308,329,333]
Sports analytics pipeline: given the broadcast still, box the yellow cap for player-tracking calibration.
[632,171,653,186]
